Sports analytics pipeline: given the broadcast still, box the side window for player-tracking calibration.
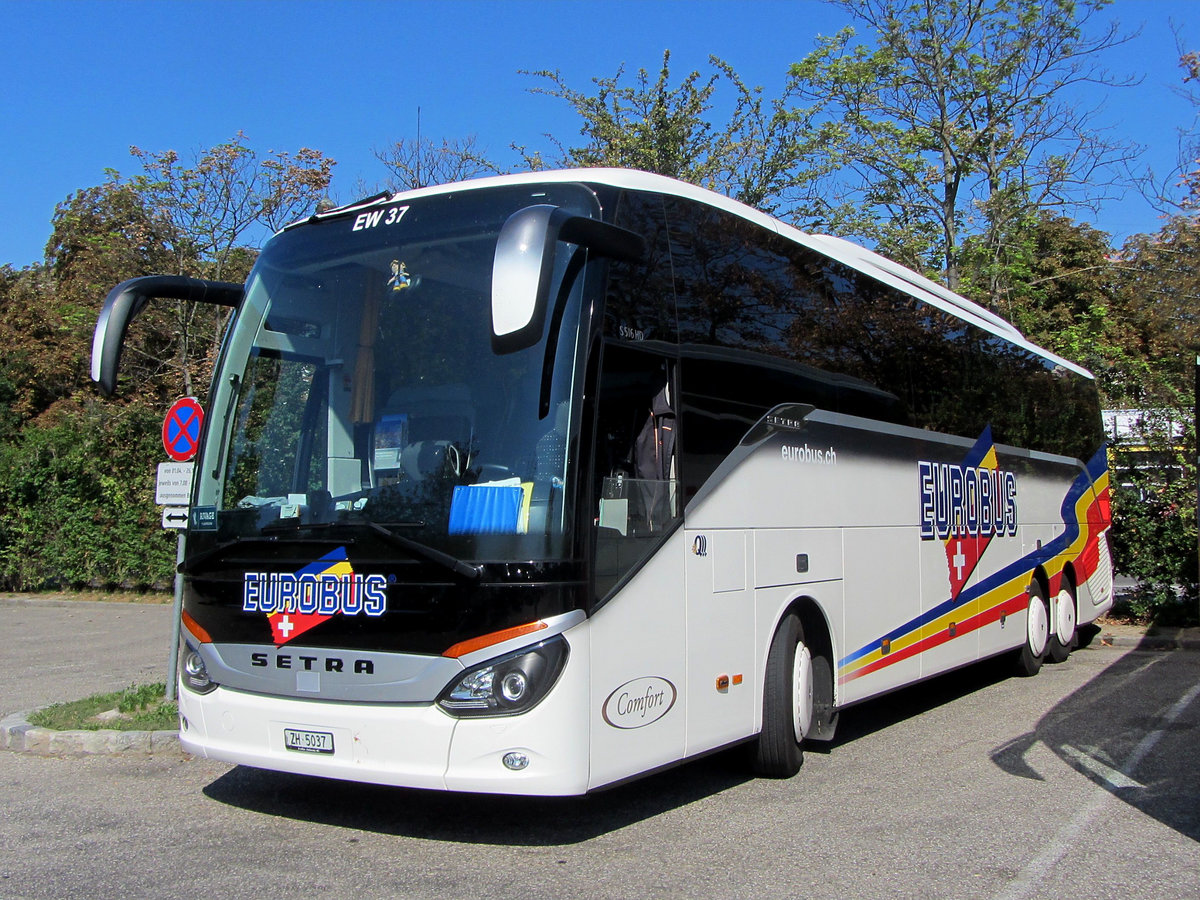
[669,199,911,425]
[844,273,966,433]
[669,199,783,351]
[659,194,1100,458]
[592,343,679,604]
[605,191,676,344]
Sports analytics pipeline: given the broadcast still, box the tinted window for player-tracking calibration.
[605,191,676,344]
[659,195,1101,460]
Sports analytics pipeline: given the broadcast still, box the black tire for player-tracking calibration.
[751,614,809,778]
[1013,580,1050,677]
[1047,577,1077,664]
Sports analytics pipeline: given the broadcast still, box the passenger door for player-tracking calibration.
[684,528,756,756]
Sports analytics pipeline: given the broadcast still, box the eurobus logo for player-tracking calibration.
[918,460,1018,542]
[242,547,387,646]
[918,427,1019,599]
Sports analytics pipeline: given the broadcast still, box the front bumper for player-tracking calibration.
[177,629,591,796]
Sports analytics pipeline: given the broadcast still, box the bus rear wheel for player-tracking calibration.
[1013,581,1050,677]
[1047,578,1077,664]
[751,613,811,778]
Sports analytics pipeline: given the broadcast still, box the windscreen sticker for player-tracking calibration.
[242,547,387,646]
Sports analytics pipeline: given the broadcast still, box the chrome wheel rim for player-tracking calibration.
[1027,593,1049,656]
[792,643,814,741]
[1054,587,1076,644]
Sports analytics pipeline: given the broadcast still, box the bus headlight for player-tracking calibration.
[437,636,568,717]
[180,646,219,695]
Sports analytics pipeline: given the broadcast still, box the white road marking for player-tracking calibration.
[993,673,1200,900]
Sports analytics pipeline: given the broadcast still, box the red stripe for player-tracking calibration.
[842,591,1029,683]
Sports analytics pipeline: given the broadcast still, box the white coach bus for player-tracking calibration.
[92,169,1114,795]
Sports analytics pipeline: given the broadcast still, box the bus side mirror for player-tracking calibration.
[491,205,646,354]
[91,275,244,396]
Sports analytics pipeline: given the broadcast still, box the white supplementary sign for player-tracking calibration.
[156,461,194,506]
[161,507,189,530]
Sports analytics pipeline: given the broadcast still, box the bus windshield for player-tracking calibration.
[192,182,599,562]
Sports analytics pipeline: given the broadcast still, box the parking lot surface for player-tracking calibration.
[1,599,1197,900]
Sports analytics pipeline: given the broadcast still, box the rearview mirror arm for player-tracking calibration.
[91,275,244,396]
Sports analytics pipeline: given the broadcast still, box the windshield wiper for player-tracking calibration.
[179,520,481,581]
[364,521,483,581]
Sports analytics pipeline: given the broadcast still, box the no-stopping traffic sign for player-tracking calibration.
[162,397,204,462]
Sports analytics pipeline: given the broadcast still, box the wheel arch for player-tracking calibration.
[1031,565,1052,600]
[1059,560,1079,596]
[774,592,839,742]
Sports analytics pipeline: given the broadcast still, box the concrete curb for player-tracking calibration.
[1097,633,1200,651]
[0,709,184,758]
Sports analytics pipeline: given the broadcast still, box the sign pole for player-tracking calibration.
[159,396,203,703]
[166,534,184,702]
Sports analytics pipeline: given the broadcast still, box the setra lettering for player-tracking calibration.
[248,653,374,675]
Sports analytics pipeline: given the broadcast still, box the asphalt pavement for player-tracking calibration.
[1,597,1198,900]
[0,597,174,719]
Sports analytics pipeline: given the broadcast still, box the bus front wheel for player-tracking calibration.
[751,613,811,778]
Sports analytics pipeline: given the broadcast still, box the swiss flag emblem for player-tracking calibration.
[265,549,355,646]
[944,534,990,599]
[942,431,1000,597]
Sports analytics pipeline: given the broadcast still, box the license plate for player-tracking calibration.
[283,728,334,754]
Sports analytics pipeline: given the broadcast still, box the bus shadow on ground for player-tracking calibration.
[821,624,1105,751]
[989,631,1200,844]
[207,626,1188,845]
[823,653,1016,751]
[203,748,754,845]
[202,648,1023,841]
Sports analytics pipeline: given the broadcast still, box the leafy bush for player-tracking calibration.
[0,403,176,590]
[1107,410,1198,626]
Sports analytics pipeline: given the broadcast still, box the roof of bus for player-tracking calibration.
[314,167,1092,380]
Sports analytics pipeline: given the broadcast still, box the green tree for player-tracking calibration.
[521,50,839,218]
[44,175,176,295]
[1112,217,1200,405]
[130,132,335,280]
[0,175,180,436]
[0,404,175,591]
[0,263,63,429]
[127,134,335,396]
[1108,407,1196,623]
[960,211,1132,374]
[1099,214,1200,622]
[788,0,1138,294]
[374,134,500,191]
[0,136,338,592]
[40,177,182,405]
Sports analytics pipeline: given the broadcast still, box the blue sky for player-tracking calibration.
[1,0,1195,268]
